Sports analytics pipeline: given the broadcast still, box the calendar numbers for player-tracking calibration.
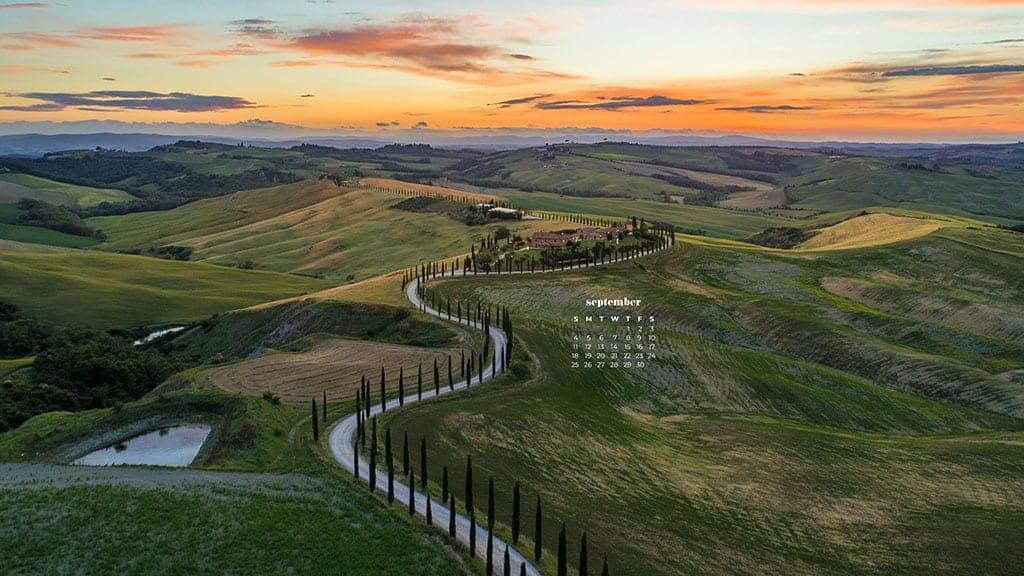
[570,311,657,371]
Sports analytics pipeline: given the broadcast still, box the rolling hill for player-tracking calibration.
[90,179,566,281]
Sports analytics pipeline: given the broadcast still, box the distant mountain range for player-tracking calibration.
[0,120,1020,158]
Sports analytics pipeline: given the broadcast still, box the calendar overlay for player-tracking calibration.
[571,297,657,370]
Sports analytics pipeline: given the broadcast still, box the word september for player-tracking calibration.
[584,298,642,307]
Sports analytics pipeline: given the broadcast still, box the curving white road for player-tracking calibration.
[328,239,672,575]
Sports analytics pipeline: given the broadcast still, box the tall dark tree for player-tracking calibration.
[512,481,521,544]
[488,477,495,529]
[426,485,433,525]
[417,364,423,400]
[433,358,440,394]
[311,398,319,441]
[504,545,511,576]
[520,563,526,576]
[534,496,543,561]
[380,366,386,412]
[602,557,609,576]
[386,428,394,503]
[353,440,359,480]
[442,465,449,502]
[469,510,477,557]
[579,532,588,576]
[449,493,457,538]
[369,416,377,491]
[420,437,428,489]
[487,525,495,575]
[465,455,474,516]
[557,523,567,576]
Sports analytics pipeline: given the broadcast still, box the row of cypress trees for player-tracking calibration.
[354,421,612,576]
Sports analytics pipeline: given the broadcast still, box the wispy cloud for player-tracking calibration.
[0,2,48,9]
[716,104,813,113]
[534,95,706,110]
[232,18,281,39]
[492,93,552,108]
[0,91,259,112]
[881,64,1024,76]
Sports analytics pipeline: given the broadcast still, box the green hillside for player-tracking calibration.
[91,179,564,280]
[0,173,132,208]
[0,250,329,328]
[379,224,1024,576]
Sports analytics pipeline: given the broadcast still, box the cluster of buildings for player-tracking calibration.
[528,224,632,248]
[476,203,523,220]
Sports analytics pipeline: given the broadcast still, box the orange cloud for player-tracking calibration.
[270,15,575,85]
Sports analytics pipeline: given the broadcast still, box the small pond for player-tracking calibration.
[72,425,211,467]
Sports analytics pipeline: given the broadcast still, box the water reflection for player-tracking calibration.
[73,425,211,467]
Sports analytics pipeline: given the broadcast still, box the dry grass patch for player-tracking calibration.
[797,213,952,251]
[204,338,464,403]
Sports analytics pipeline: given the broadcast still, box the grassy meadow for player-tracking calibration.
[91,180,565,281]
[0,250,329,328]
[0,172,133,208]
[377,225,1024,576]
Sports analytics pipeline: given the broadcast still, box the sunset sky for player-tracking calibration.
[1,0,1022,142]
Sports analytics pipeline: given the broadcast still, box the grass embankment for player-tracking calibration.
[376,227,1024,576]
[0,250,330,328]
[0,357,33,377]
[0,203,100,249]
[502,189,792,239]
[0,173,133,208]
[91,180,564,281]
[0,387,475,575]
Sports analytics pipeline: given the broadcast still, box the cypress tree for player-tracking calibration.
[448,493,457,538]
[380,366,386,412]
[469,510,477,557]
[520,563,526,576]
[487,525,494,575]
[311,398,319,441]
[353,440,359,479]
[426,486,433,525]
[602,557,609,576]
[504,545,511,576]
[579,532,588,576]
[557,523,567,576]
[488,477,495,529]
[386,428,394,503]
[465,455,474,516]
[364,377,370,418]
[433,358,440,394]
[369,417,377,491]
[409,470,416,516]
[417,364,422,400]
[442,465,449,502]
[534,496,542,561]
[398,367,405,406]
[512,481,521,544]
[420,437,428,489]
